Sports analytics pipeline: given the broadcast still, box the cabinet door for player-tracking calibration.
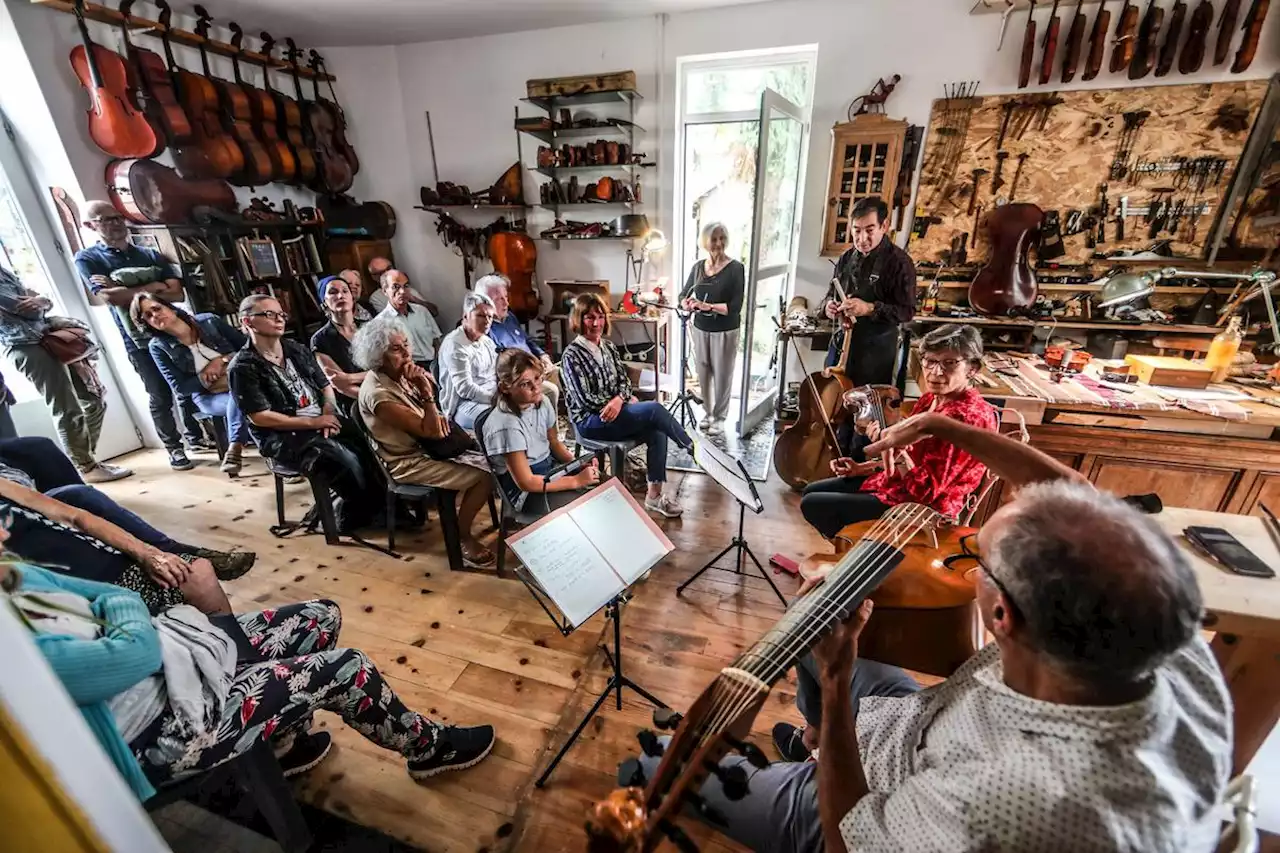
[1087,458,1241,511]
[1236,471,1280,516]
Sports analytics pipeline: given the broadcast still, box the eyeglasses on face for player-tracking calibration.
[945,533,1021,617]
[90,215,125,225]
[247,310,289,322]
[922,357,964,372]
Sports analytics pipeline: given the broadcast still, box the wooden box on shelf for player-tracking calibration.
[1124,354,1214,389]
[821,115,907,256]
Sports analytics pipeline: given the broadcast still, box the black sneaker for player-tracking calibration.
[168,448,194,471]
[191,548,256,581]
[772,722,811,763]
[277,730,333,778]
[408,725,495,779]
[186,438,219,455]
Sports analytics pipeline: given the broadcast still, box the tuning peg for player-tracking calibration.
[704,760,750,801]
[725,736,770,770]
[636,730,665,758]
[618,757,647,788]
[685,792,727,827]
[653,708,683,730]
[658,820,700,853]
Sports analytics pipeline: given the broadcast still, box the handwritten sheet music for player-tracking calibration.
[694,438,762,512]
[571,486,669,585]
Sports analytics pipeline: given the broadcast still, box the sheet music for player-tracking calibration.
[507,513,624,627]
[570,485,671,585]
[694,438,762,512]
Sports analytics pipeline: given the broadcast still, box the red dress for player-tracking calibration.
[860,387,998,519]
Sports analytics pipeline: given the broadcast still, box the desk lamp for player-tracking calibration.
[622,228,668,314]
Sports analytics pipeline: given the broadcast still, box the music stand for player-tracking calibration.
[648,301,701,429]
[677,438,786,606]
[503,481,672,787]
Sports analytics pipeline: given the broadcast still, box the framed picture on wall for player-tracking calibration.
[238,238,281,279]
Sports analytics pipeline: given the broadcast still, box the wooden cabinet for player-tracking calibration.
[1233,471,1280,516]
[821,115,907,256]
[1087,458,1242,512]
[326,239,393,298]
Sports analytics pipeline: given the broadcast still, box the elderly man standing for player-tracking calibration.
[73,200,208,471]
[437,291,497,430]
[473,273,559,412]
[638,417,1231,853]
[366,257,439,317]
[377,269,443,371]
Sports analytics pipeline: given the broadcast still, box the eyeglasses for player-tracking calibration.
[89,215,125,225]
[246,310,289,322]
[514,378,539,392]
[946,533,1021,618]
[386,281,410,292]
[921,357,964,373]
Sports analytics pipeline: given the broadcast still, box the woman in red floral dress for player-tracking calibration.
[800,324,998,538]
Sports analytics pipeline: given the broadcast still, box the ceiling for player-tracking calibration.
[198,0,764,46]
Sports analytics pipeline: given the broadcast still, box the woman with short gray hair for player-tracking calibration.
[679,222,745,435]
[436,291,498,429]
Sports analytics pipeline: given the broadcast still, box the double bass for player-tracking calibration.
[968,202,1042,316]
[489,231,541,321]
[287,38,352,194]
[261,34,317,186]
[68,0,157,159]
[309,51,359,177]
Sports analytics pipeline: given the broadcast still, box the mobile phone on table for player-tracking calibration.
[1183,526,1276,579]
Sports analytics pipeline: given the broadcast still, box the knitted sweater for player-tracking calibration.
[19,564,162,800]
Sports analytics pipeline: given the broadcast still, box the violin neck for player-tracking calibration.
[73,4,105,90]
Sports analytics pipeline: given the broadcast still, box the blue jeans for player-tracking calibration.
[577,401,692,484]
[193,390,249,444]
[46,483,193,555]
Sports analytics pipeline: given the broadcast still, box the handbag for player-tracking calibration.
[40,325,97,365]
[418,418,477,461]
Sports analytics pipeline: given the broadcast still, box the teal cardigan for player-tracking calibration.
[17,564,162,800]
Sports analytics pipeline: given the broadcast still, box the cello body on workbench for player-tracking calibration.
[968,202,1042,316]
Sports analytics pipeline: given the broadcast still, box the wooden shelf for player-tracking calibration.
[538,202,637,211]
[32,0,334,81]
[521,89,641,112]
[414,204,528,212]
[516,122,642,144]
[535,163,653,177]
[538,234,632,243]
[932,282,1218,294]
[916,315,1237,334]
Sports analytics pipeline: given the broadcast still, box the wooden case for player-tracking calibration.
[821,115,908,256]
[526,71,637,99]
[1124,354,1214,388]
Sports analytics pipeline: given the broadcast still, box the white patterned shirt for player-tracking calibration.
[841,638,1232,852]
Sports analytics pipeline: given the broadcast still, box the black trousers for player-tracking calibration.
[800,476,891,539]
[128,348,202,450]
[262,419,383,530]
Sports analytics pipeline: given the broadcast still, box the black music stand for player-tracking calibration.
[677,439,786,606]
[659,302,702,429]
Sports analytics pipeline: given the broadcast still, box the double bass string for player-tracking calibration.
[784,333,844,458]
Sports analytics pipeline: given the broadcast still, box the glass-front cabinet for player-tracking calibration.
[821,115,908,256]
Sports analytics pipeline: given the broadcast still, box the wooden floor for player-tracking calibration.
[100,447,832,853]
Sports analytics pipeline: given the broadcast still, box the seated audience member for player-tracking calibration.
[640,422,1229,853]
[438,292,498,430]
[474,273,559,411]
[377,269,443,369]
[7,546,496,799]
[0,464,232,615]
[311,275,369,413]
[367,257,439,317]
[229,295,379,532]
[483,349,598,516]
[353,317,495,568]
[335,269,374,321]
[801,323,998,539]
[133,294,249,477]
[560,293,692,518]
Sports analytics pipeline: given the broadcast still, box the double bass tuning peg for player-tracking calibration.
[725,736,770,770]
[637,729,665,758]
[652,708,683,730]
[618,757,647,788]
[704,760,750,801]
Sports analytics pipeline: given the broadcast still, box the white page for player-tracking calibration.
[694,438,761,511]
[570,485,672,585]
[507,513,625,627]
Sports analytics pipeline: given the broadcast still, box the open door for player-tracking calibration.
[738,88,807,436]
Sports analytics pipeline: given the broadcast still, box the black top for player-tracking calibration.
[679,259,746,333]
[229,338,332,455]
[311,321,364,385]
[829,240,917,330]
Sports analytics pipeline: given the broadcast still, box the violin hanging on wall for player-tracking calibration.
[68,0,158,159]
[229,21,296,184]
[310,50,359,178]
[193,6,272,186]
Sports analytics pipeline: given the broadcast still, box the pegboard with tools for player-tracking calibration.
[908,79,1266,266]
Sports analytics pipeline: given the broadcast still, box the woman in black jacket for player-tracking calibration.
[679,222,744,436]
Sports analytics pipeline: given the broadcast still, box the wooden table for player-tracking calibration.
[1154,507,1280,773]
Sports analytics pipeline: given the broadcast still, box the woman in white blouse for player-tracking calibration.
[437,291,498,429]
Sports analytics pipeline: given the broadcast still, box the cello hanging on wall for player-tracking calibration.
[489,231,541,322]
[68,0,158,159]
[968,202,1043,316]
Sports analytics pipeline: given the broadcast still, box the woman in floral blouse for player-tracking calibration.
[560,293,692,518]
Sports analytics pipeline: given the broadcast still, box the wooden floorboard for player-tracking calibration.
[100,448,827,852]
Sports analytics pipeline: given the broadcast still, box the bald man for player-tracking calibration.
[365,257,438,317]
[74,201,208,471]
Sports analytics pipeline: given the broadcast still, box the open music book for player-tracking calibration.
[508,478,674,628]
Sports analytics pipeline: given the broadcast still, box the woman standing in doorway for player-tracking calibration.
[679,222,744,436]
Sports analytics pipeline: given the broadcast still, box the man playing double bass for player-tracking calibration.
[823,196,916,387]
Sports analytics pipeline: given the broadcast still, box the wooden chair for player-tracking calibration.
[1212,775,1259,853]
[956,407,1031,527]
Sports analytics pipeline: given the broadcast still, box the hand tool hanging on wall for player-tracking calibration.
[973,203,986,250]
[1116,195,1130,240]
[1232,0,1271,73]
[1083,0,1112,80]
[1019,0,1039,88]
[1128,0,1166,80]
[1155,0,1188,76]
[1215,0,1243,65]
[997,100,1017,149]
[996,0,1019,49]
[992,151,1011,194]
[1009,153,1030,201]
[1179,0,1215,72]
[1061,1,1089,82]
[1110,110,1150,181]
[1110,0,1140,73]
[1040,210,1066,259]
[968,168,989,215]
[1040,0,1064,85]
[1096,183,1109,244]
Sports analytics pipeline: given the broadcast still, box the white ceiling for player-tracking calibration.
[197,0,764,47]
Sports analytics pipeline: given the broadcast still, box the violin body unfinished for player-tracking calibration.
[969,202,1043,316]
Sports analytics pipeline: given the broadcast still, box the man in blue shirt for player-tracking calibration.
[73,201,207,471]
[473,273,559,412]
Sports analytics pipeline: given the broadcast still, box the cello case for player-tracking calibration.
[968,202,1043,316]
[106,159,237,225]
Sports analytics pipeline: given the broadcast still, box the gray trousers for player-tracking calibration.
[690,326,739,422]
[638,656,919,853]
[6,343,105,469]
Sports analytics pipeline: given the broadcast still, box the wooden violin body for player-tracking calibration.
[230,23,296,185]
[69,0,157,159]
[194,9,271,186]
[290,39,352,195]
[773,368,852,490]
[158,1,241,179]
[310,51,359,177]
[107,158,237,225]
[489,231,541,322]
[1179,0,1215,73]
[968,202,1043,316]
[802,520,979,678]
[261,34,317,186]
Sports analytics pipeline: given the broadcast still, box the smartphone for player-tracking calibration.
[1184,526,1277,579]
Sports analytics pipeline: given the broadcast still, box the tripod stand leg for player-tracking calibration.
[535,676,618,788]
[742,539,787,605]
[677,540,737,594]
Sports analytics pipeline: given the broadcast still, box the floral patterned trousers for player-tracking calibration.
[135,599,441,786]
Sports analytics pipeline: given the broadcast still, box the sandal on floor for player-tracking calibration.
[461,545,496,568]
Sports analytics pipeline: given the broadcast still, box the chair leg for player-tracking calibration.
[610,446,626,480]
[274,474,287,527]
[496,514,507,578]
[487,494,499,530]
[386,489,397,553]
[308,473,340,545]
[437,490,463,571]
[211,417,229,461]
[232,743,312,853]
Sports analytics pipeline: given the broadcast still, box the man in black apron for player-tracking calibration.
[823,196,917,387]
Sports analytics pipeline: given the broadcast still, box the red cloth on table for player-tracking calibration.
[861,387,999,519]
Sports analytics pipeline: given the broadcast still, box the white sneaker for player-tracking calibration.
[698,416,711,430]
[707,419,725,436]
[81,463,133,484]
[644,494,684,518]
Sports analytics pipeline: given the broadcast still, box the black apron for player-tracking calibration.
[826,246,900,387]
